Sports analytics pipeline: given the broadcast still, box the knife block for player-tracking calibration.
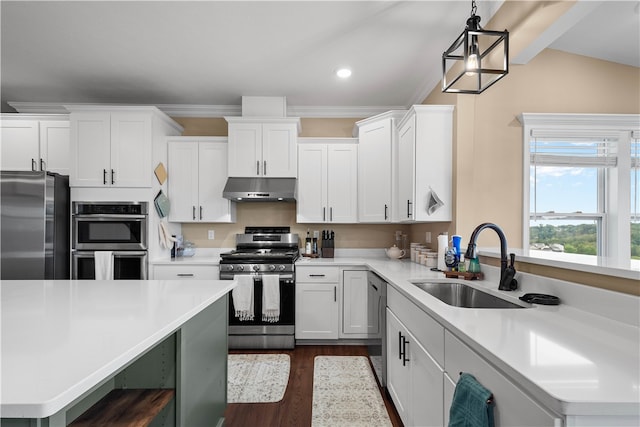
[321,248,334,258]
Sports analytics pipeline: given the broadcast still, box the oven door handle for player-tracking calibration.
[74,214,147,220]
[73,250,148,257]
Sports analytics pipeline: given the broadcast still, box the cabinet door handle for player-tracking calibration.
[398,332,403,360]
[309,274,326,277]
[111,169,115,185]
[177,273,194,277]
[402,337,410,366]
[40,159,46,171]
[31,158,37,171]
[192,206,196,220]
[334,286,337,302]
[200,206,203,220]
[103,169,107,185]
[263,160,267,176]
[384,204,388,220]
[256,160,260,175]
[407,200,412,218]
[323,207,326,222]
[370,283,378,292]
[330,207,333,222]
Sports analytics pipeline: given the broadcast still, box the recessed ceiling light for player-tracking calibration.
[336,68,352,79]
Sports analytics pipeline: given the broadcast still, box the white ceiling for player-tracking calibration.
[1,1,638,116]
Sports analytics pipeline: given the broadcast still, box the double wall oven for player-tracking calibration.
[220,227,298,349]
[72,201,148,280]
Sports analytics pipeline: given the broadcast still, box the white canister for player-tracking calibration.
[437,233,448,271]
[426,252,438,268]
[411,244,424,262]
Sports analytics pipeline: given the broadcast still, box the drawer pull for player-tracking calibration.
[177,273,194,277]
[309,274,326,277]
[402,338,410,366]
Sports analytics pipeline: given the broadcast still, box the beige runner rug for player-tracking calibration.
[227,354,290,403]
[312,356,392,427]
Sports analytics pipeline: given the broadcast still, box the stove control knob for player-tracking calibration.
[237,265,244,271]
[278,265,286,271]
[269,265,276,271]
[227,265,234,271]
[252,265,260,272]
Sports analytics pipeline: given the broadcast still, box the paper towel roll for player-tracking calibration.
[437,233,448,271]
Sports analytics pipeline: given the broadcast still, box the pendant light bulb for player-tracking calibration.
[465,40,480,76]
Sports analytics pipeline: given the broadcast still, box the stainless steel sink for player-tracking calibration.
[411,281,526,309]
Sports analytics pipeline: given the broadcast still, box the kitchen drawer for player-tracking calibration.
[388,285,445,366]
[296,266,339,282]
[153,264,219,280]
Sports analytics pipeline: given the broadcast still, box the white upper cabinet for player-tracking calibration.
[1,115,70,174]
[68,106,181,188]
[397,105,454,222]
[226,117,299,177]
[297,138,358,223]
[167,137,235,223]
[355,111,405,223]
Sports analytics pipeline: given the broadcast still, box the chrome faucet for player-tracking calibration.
[464,223,517,291]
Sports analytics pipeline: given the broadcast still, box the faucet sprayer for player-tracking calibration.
[464,222,517,291]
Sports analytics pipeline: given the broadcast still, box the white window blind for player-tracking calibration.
[530,131,618,168]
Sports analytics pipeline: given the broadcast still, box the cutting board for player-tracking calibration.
[154,163,167,185]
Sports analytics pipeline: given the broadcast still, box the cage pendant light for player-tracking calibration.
[442,0,509,94]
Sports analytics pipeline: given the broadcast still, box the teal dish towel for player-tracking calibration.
[449,372,495,427]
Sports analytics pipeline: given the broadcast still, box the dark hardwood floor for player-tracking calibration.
[225,345,403,427]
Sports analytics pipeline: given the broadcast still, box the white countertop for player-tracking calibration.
[298,255,640,418]
[0,279,236,419]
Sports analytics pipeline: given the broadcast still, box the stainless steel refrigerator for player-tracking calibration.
[1,171,70,279]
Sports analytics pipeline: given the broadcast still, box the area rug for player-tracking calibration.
[312,356,392,427]
[227,354,290,403]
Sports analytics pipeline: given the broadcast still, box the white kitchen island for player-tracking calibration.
[0,279,236,427]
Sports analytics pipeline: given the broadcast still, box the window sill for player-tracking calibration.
[477,248,640,280]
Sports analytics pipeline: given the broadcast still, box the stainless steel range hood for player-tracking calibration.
[223,177,296,202]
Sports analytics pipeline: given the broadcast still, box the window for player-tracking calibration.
[520,114,639,272]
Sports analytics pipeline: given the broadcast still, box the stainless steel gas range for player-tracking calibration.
[220,227,299,349]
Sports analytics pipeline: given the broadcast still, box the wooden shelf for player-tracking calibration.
[69,388,174,427]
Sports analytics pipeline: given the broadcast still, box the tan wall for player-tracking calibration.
[182,203,409,251]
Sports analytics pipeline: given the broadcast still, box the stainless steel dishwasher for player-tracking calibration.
[367,271,387,387]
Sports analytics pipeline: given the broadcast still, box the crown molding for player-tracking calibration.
[8,101,407,119]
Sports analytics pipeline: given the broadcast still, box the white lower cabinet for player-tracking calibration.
[386,285,563,427]
[295,266,339,340]
[444,331,563,427]
[341,270,369,337]
[152,264,219,280]
[386,308,444,427]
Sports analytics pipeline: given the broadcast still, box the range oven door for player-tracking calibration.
[73,215,147,251]
[227,274,295,349]
[72,251,148,280]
